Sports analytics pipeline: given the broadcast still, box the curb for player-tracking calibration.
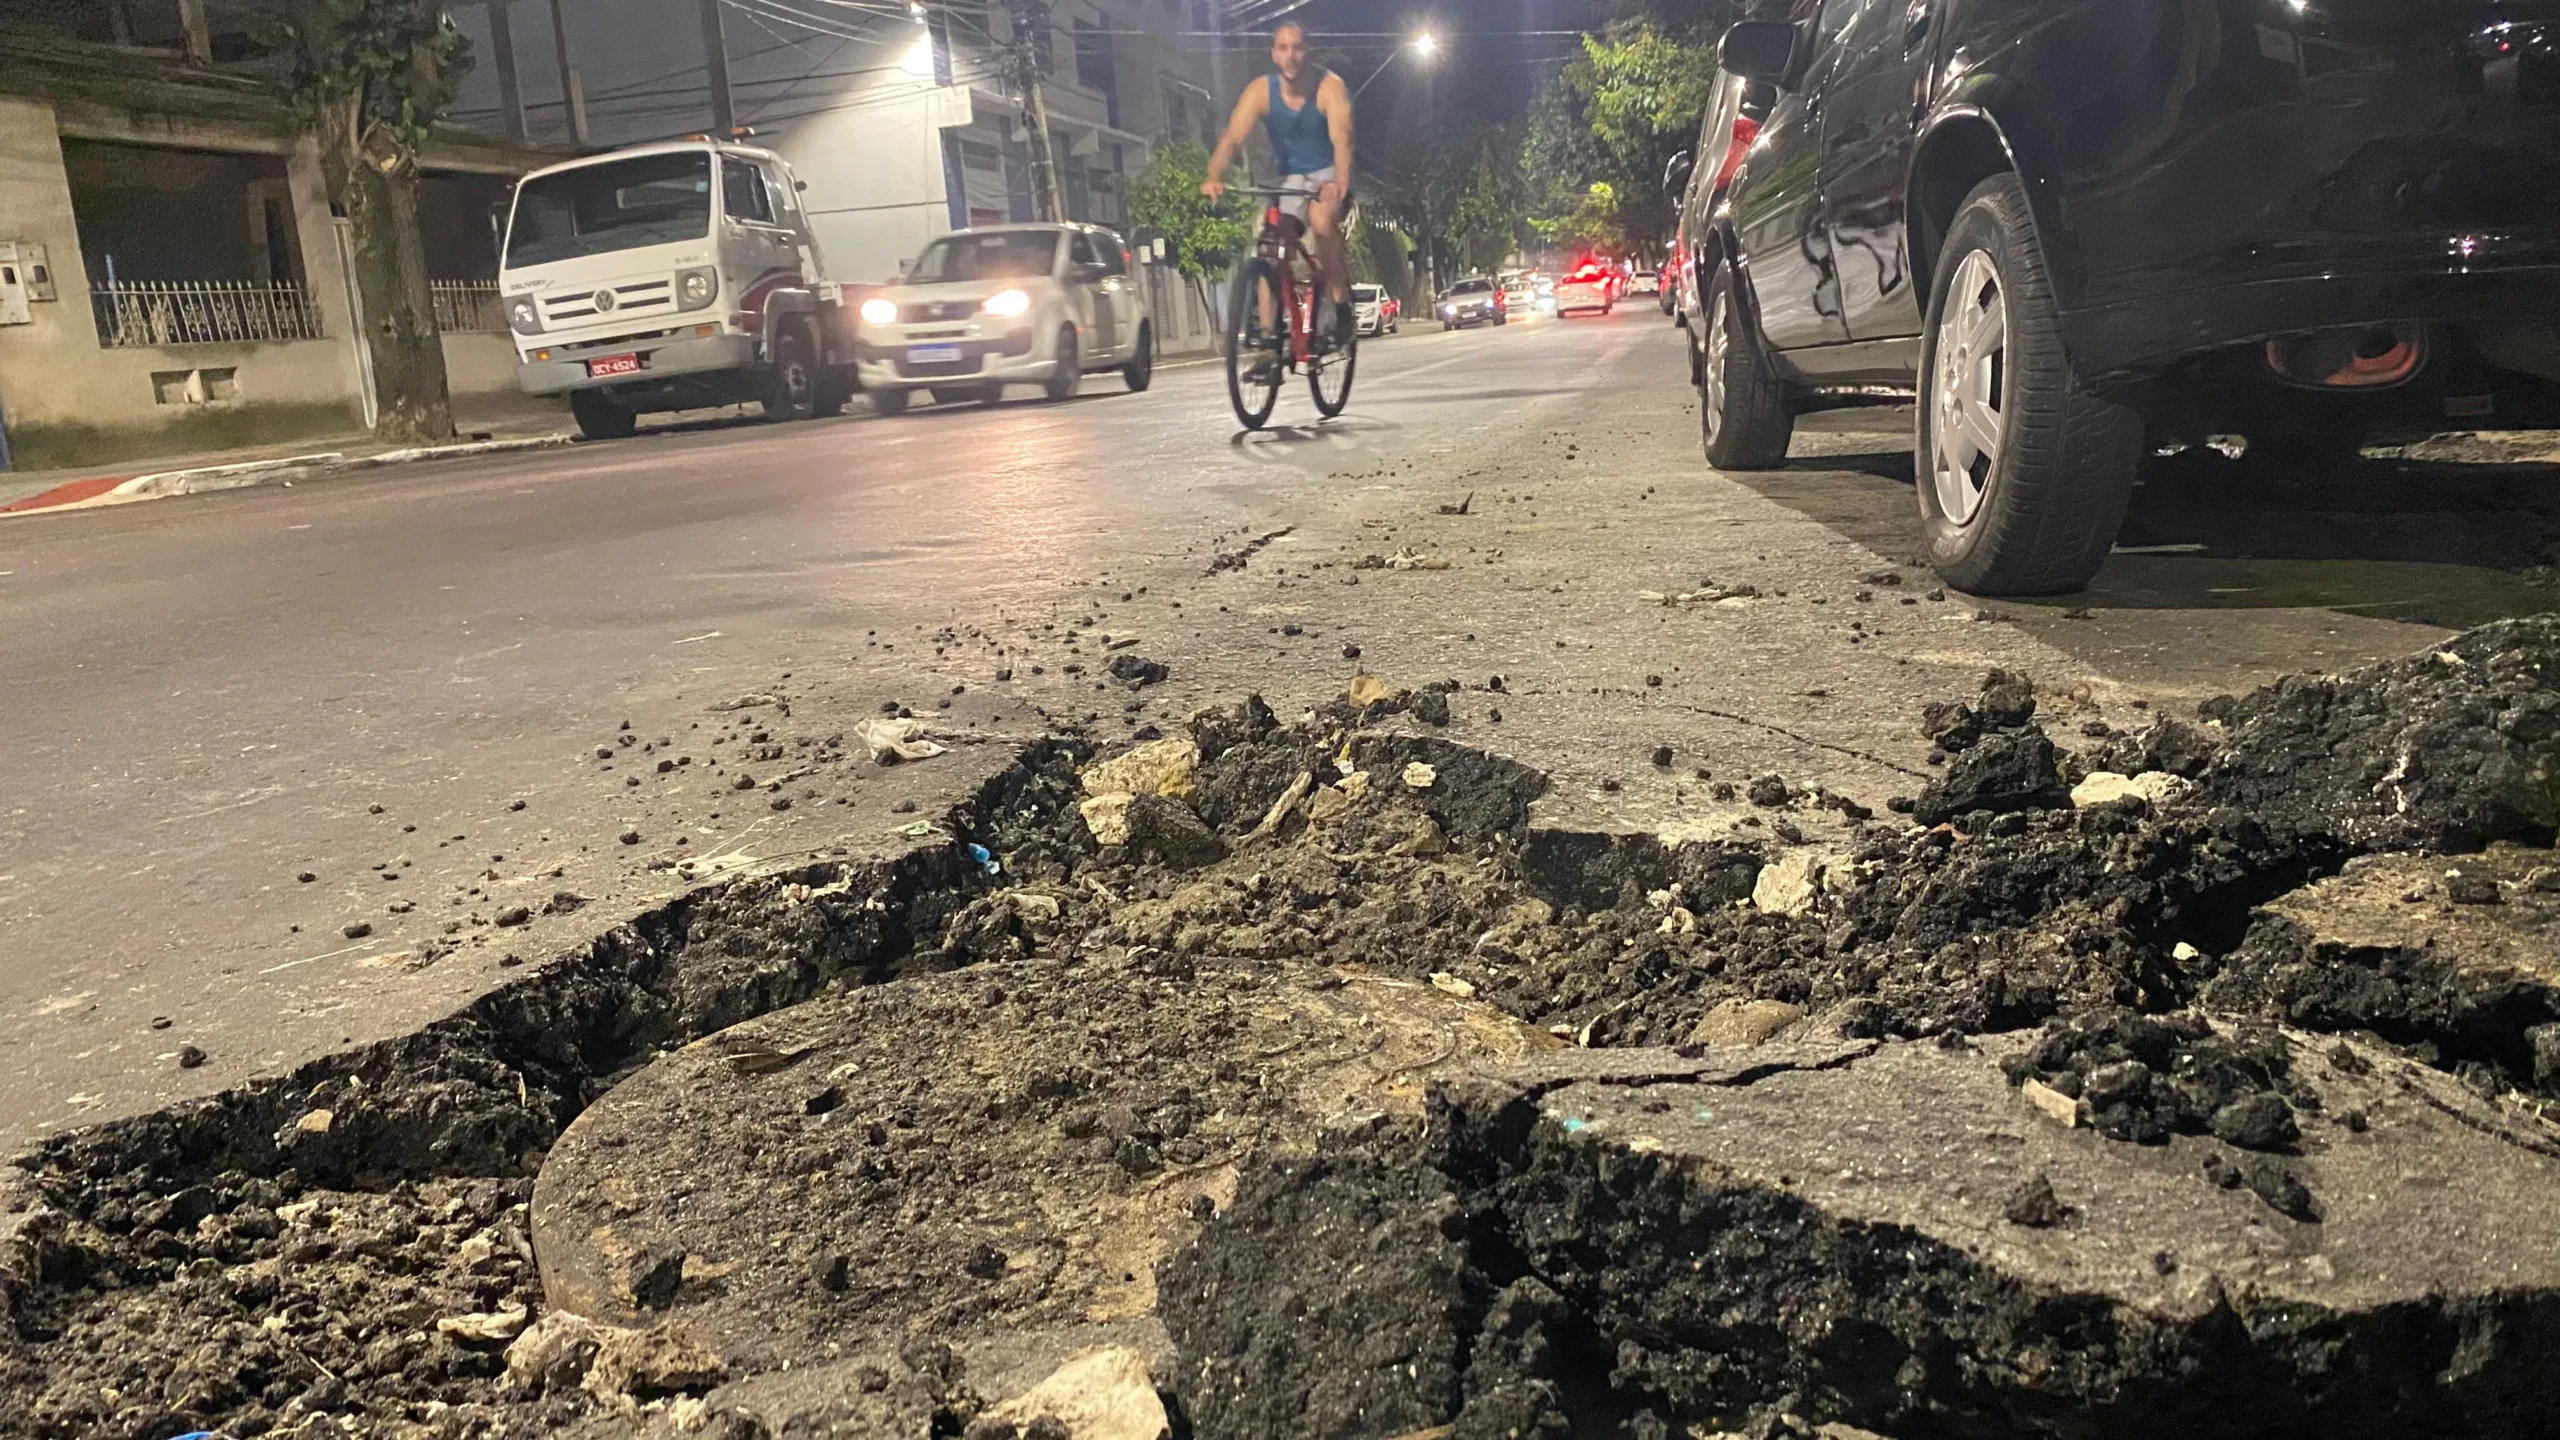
[0,434,577,519]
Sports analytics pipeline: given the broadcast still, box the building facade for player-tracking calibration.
[0,6,556,471]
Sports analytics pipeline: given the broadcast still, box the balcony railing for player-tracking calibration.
[431,280,507,333]
[91,279,325,348]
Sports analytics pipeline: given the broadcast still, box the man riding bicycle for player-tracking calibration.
[1202,20,1356,360]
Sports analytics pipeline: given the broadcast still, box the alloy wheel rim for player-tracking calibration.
[1930,248,2008,527]
[1705,289,1730,442]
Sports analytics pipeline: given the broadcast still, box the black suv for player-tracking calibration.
[1694,0,2560,594]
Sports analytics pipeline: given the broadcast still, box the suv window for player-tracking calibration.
[1069,232,1100,270]
[1092,232,1129,276]
[722,158,773,224]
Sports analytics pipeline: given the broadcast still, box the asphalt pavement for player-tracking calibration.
[5,308,2557,1155]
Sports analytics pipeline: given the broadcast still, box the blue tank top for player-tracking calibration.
[1264,70,1334,176]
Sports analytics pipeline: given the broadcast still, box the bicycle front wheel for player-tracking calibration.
[1309,329,1356,418]
[1226,256,1284,430]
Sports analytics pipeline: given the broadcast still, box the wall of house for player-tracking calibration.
[440,331,524,397]
[0,96,365,470]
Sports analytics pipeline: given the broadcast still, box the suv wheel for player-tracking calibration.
[1123,322,1154,392]
[1700,265,1794,468]
[1045,326,1080,402]
[1916,174,2143,595]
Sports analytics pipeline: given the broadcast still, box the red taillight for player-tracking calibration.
[1713,116,1761,190]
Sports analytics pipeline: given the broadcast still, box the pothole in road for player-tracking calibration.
[9,618,2560,1439]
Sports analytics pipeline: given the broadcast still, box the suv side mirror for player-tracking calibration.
[1072,261,1108,283]
[1720,21,1800,88]
[1664,149,1694,194]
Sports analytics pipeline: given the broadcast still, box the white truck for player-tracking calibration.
[500,139,858,440]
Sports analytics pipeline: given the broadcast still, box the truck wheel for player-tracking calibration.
[1700,265,1794,469]
[1916,173,2143,596]
[812,368,853,418]
[1123,322,1154,392]
[869,387,911,417]
[761,324,817,422]
[570,389,637,440]
[1045,326,1080,402]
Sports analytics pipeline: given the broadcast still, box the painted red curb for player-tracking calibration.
[0,475,131,514]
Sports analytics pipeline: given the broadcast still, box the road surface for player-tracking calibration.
[4,308,2555,1154]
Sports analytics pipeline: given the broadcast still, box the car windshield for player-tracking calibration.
[1353,285,1382,302]
[1449,279,1493,295]
[506,152,712,268]
[911,231,1059,282]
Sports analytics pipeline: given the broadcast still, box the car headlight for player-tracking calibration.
[676,267,718,311]
[507,298,542,335]
[982,288,1032,318]
[860,296,900,326]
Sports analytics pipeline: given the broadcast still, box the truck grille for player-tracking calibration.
[542,279,675,323]
[900,300,978,323]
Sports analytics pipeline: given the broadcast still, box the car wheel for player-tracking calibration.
[1123,321,1154,392]
[1916,173,2144,596]
[1700,265,1794,469]
[1045,326,1079,402]
[868,386,911,417]
[760,323,817,422]
[569,389,637,440]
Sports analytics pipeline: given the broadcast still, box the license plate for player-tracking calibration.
[586,352,641,378]
[908,345,963,364]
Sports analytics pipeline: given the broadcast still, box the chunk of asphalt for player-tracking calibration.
[1163,1033,2560,1439]
[1912,727,2070,826]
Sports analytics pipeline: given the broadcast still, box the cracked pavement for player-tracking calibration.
[5,308,2556,1154]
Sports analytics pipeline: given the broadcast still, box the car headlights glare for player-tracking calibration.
[982,288,1032,318]
[507,298,542,335]
[676,266,719,312]
[859,296,900,326]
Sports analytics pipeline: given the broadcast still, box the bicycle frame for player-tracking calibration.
[1258,205,1318,369]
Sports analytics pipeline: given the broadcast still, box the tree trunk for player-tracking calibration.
[320,103,453,444]
[1192,273,1225,357]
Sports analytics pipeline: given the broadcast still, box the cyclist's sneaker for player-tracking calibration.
[1330,295,1358,348]
[1243,351,1281,385]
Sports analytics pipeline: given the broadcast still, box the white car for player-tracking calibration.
[1554,262,1616,316]
[856,223,1152,413]
[1629,269,1660,296]
[1352,283,1400,336]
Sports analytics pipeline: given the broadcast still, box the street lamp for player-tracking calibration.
[1354,30,1440,99]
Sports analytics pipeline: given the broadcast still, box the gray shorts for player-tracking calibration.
[1276,168,1346,225]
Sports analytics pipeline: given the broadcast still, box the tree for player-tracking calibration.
[1525,25,1715,262]
[1363,123,1528,295]
[1124,138,1252,342]
[262,0,469,443]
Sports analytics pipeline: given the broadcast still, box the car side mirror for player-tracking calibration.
[1720,21,1800,88]
[1665,149,1694,194]
[1072,261,1107,283]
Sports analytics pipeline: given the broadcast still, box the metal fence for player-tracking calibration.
[90,280,326,348]
[431,280,508,333]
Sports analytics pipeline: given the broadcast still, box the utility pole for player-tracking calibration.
[1004,0,1065,221]
[484,0,527,140]
[698,0,736,135]
[547,0,590,146]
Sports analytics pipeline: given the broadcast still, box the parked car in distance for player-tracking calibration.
[854,222,1152,414]
[1629,269,1661,297]
[1553,262,1615,317]
[1438,277,1506,329]
[1693,0,2560,596]
[1352,283,1400,336]
[1672,71,1774,367]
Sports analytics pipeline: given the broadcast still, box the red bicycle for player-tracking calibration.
[1225,184,1357,430]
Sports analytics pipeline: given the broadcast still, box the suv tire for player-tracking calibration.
[1916,174,2143,595]
[1700,264,1794,469]
[570,389,637,440]
[1045,326,1080,402]
[1123,322,1154,392]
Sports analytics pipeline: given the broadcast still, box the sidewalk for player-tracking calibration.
[0,392,573,515]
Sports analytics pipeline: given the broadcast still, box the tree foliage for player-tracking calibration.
[1125,139,1252,286]
[1362,122,1527,293]
[259,0,469,442]
[1525,25,1715,261]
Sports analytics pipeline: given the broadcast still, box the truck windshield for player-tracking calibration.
[910,231,1058,282]
[506,152,712,268]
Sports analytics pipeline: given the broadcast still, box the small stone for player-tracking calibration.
[297,871,317,883]
[342,921,373,939]
[619,830,642,845]
[2019,1077,2081,1127]
[1342,643,1362,659]
[1686,998,1805,1048]
[1428,972,1477,999]
[893,799,918,814]
[2001,1172,2066,1228]
[2445,869,2503,905]
[296,1109,334,1135]
[495,905,532,927]
[150,1015,172,1030]
[1651,745,1674,768]
[813,1252,850,1292]
[1645,674,1663,687]
[176,1044,206,1069]
[2210,1092,2300,1151]
[1747,774,1791,807]
[617,1245,687,1310]
[510,799,528,811]
[367,803,386,815]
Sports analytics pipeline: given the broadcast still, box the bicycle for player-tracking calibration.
[1223,183,1357,430]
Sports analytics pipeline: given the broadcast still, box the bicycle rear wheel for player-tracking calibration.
[1309,328,1356,418]
[1226,256,1285,430]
